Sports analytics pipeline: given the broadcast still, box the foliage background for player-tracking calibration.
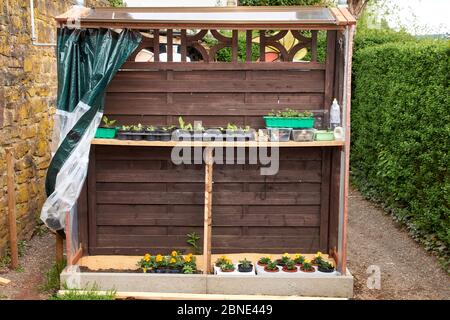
[351,39,450,271]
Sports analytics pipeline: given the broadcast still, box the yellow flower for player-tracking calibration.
[171,251,177,257]
[221,255,227,260]
[185,256,192,263]
[170,257,176,264]
[304,259,311,264]
[143,267,147,273]
[187,253,193,257]
[144,253,151,262]
[283,252,290,258]
[294,253,301,259]
[156,254,163,262]
[315,251,322,258]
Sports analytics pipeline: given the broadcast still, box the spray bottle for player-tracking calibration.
[330,98,341,129]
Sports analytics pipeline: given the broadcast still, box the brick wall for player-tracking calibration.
[0,0,109,257]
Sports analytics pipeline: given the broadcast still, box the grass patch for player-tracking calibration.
[39,259,67,294]
[51,284,116,300]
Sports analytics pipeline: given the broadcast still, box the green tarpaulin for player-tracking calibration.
[41,27,141,231]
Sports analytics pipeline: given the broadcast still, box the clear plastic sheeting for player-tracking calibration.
[41,110,102,230]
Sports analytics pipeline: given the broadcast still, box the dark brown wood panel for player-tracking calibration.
[85,146,331,254]
[81,54,340,255]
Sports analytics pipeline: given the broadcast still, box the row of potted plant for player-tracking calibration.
[257,252,335,274]
[214,256,255,275]
[137,251,197,274]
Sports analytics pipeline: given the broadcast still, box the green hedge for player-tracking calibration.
[351,40,450,269]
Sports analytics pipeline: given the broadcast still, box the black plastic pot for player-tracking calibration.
[238,264,253,273]
[144,131,158,141]
[174,129,192,141]
[318,266,335,273]
[116,131,130,140]
[128,131,144,141]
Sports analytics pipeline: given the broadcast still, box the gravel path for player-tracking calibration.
[0,189,448,300]
[348,188,450,300]
[0,232,54,300]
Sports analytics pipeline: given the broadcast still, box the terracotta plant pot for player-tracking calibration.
[220,268,235,273]
[257,261,268,267]
[300,267,316,273]
[282,266,298,273]
[263,267,279,273]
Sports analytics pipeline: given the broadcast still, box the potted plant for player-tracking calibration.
[168,250,183,273]
[237,258,253,273]
[263,261,279,273]
[312,251,324,266]
[220,261,235,273]
[215,255,229,268]
[158,125,175,141]
[174,116,194,141]
[143,125,157,141]
[154,254,168,273]
[282,259,298,273]
[318,260,335,273]
[137,253,153,273]
[117,125,131,140]
[223,124,254,141]
[129,123,145,141]
[95,116,117,139]
[293,253,305,267]
[257,256,271,268]
[300,259,316,273]
[264,108,315,129]
[276,253,291,267]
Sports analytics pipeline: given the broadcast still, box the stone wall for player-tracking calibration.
[0,0,109,257]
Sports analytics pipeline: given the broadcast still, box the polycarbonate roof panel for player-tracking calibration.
[79,7,338,26]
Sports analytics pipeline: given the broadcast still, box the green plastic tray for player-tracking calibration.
[263,116,315,129]
[95,127,117,139]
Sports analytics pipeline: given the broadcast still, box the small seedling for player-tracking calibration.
[101,116,117,128]
[186,232,201,255]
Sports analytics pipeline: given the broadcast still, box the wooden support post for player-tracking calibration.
[203,148,213,274]
[6,148,18,270]
[65,211,72,265]
[55,233,64,264]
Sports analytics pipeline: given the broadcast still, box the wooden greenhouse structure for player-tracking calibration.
[54,6,356,298]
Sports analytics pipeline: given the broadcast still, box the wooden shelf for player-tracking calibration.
[92,138,345,147]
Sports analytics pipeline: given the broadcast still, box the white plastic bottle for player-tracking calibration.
[330,98,341,129]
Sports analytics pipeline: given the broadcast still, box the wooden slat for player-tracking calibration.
[153,29,160,62]
[88,146,97,252]
[246,30,252,62]
[96,212,320,227]
[180,29,187,62]
[231,30,238,63]
[319,148,331,251]
[329,7,348,25]
[120,61,326,70]
[92,139,345,148]
[324,30,337,127]
[203,148,213,274]
[96,191,321,206]
[259,30,265,62]
[338,7,357,25]
[311,30,318,62]
[166,29,173,62]
[107,79,324,93]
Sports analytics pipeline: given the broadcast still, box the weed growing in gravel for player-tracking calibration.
[39,259,67,294]
[51,284,116,300]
